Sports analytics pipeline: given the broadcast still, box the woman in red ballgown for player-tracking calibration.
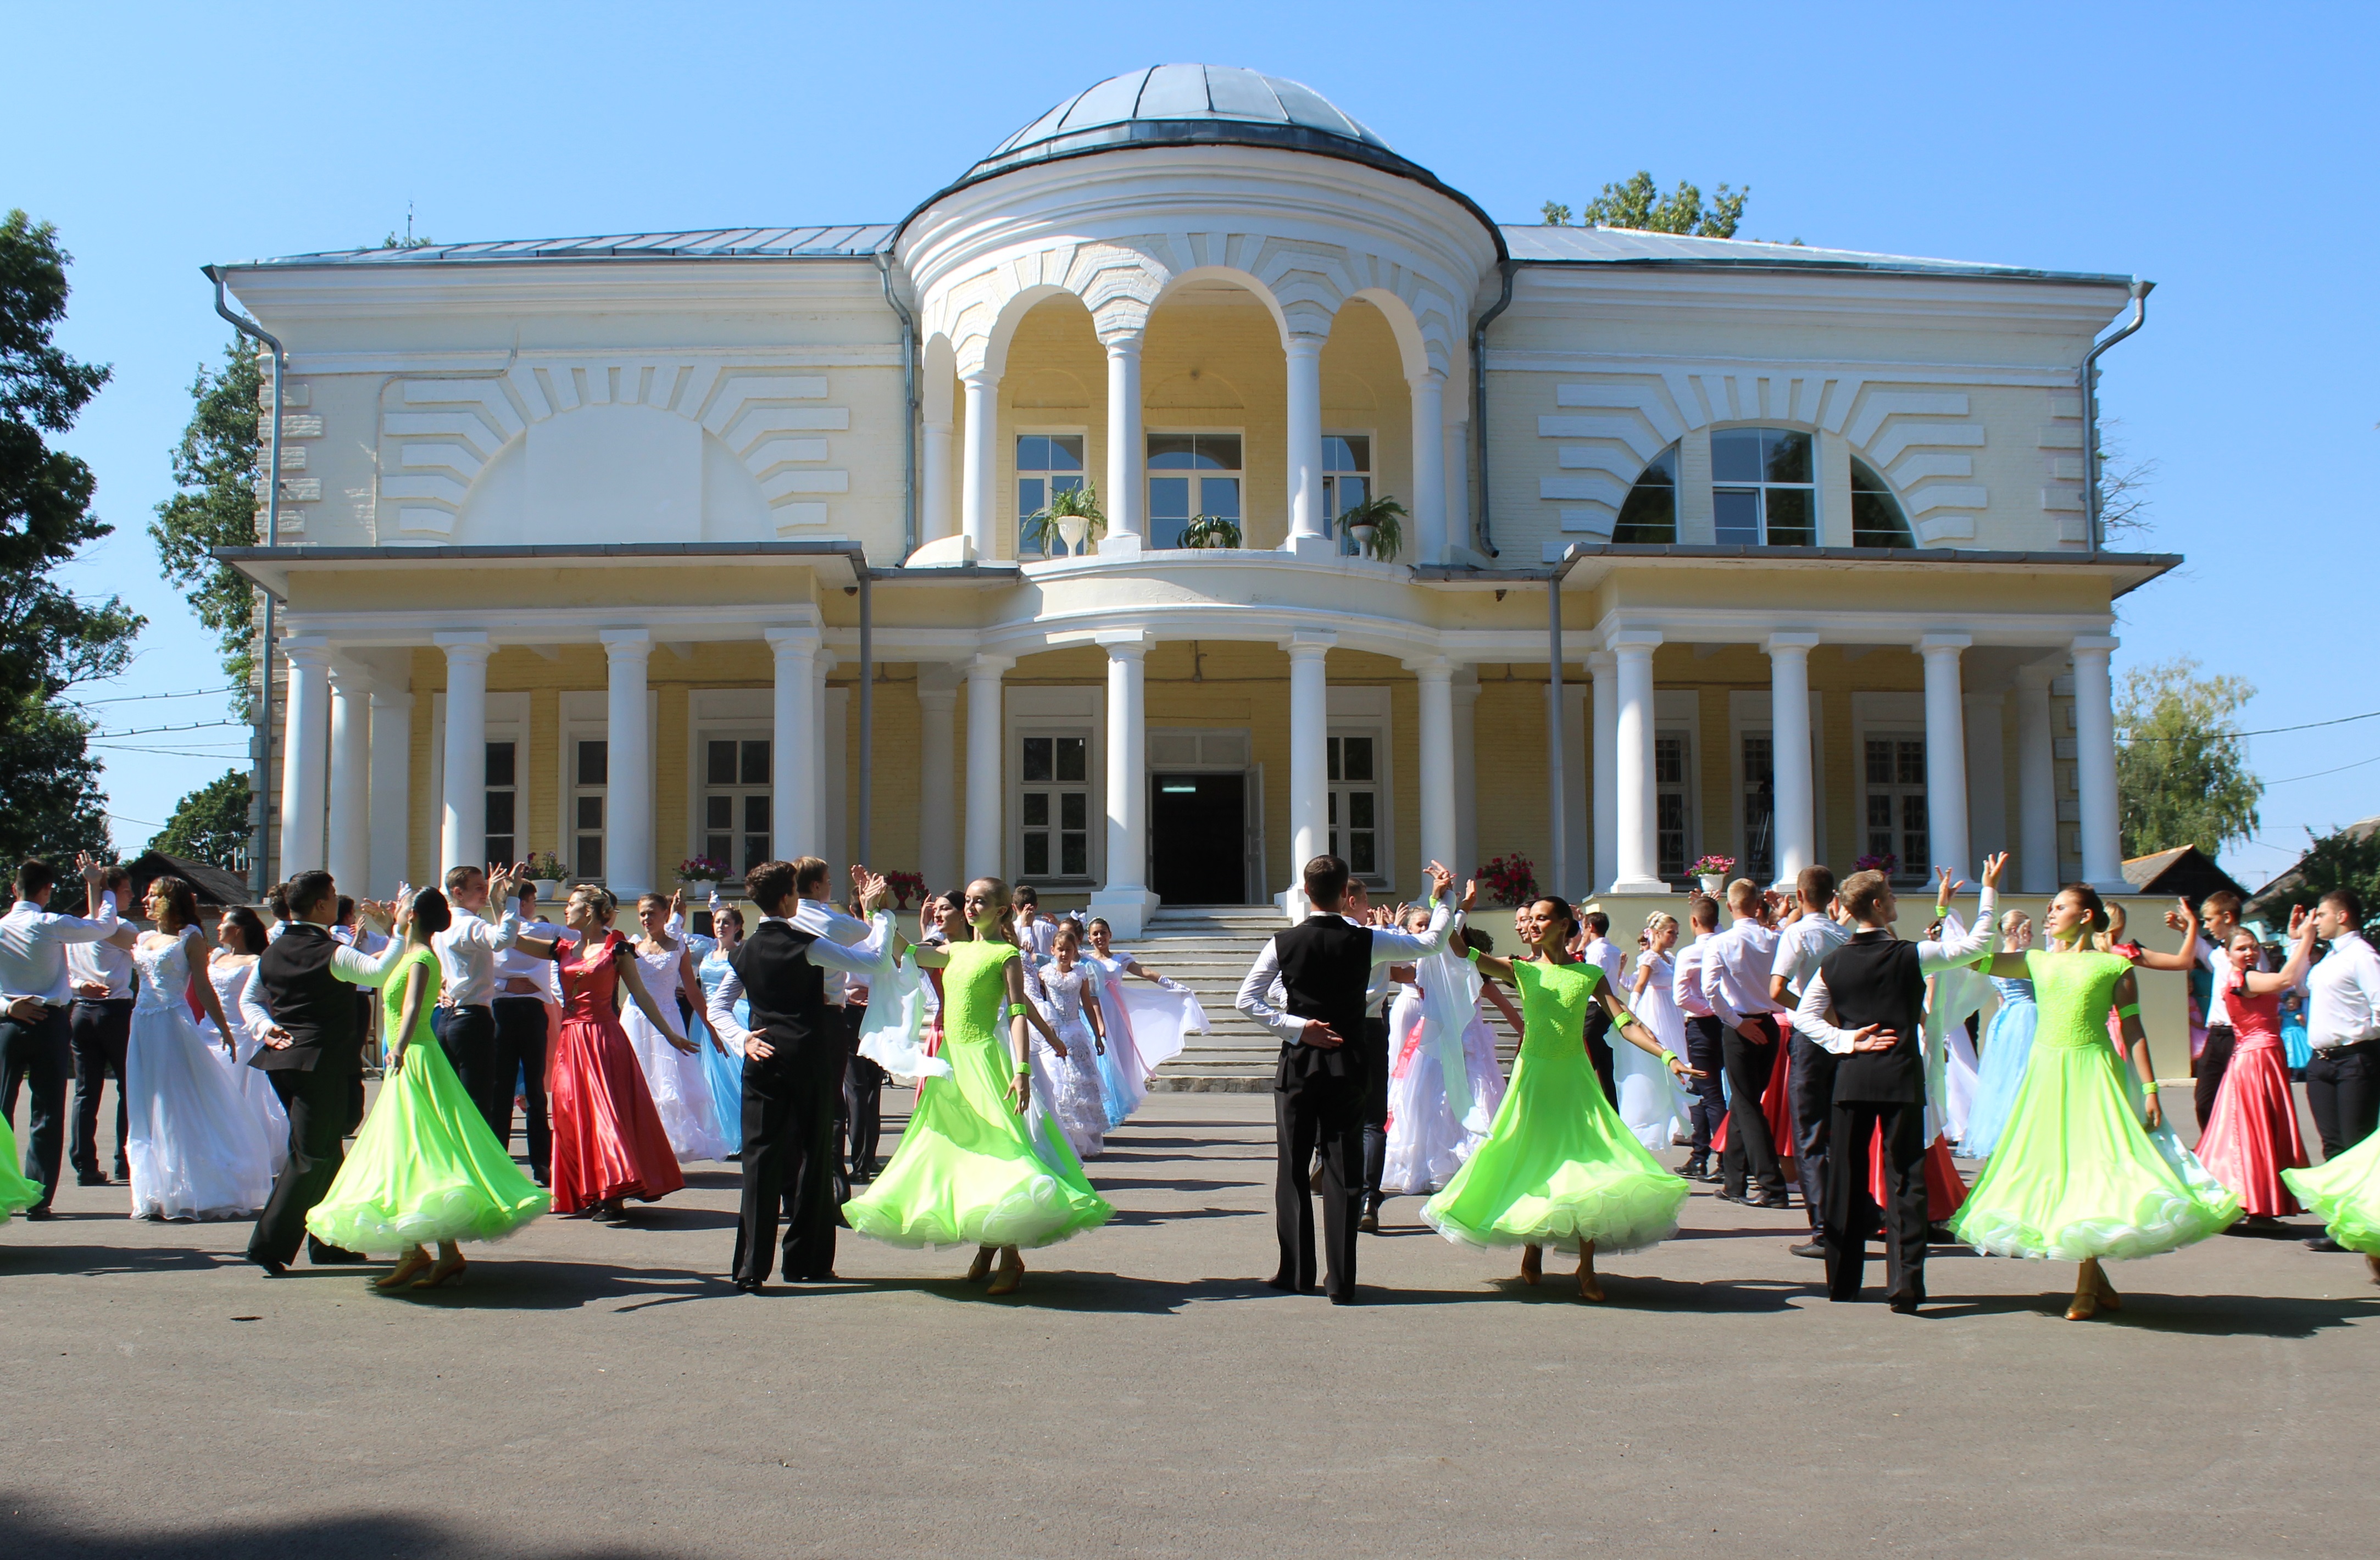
[548,885,696,1222]
[2190,914,2314,1222]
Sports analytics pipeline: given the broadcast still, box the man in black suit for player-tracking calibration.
[1793,853,2001,1312]
[705,859,894,1292]
[243,869,403,1274]
[1236,855,1457,1305]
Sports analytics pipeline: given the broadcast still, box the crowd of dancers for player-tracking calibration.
[5,843,2379,1314]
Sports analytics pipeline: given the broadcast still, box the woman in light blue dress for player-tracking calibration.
[693,902,748,1152]
[1959,909,2037,1161]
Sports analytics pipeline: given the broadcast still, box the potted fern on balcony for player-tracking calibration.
[1336,492,1406,560]
[1021,482,1106,557]
[1180,512,1242,549]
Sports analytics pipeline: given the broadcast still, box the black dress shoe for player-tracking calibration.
[1328,1291,1361,1306]
[76,1172,110,1187]
[1789,1240,1827,1259]
[249,1253,288,1277]
[1750,1194,1793,1211]
[1889,1292,1925,1314]
[731,1278,764,1295]
[21,1205,56,1221]
[2305,1235,2349,1253]
[1357,1212,1381,1234]
[309,1244,370,1264]
[1712,1188,1748,1205]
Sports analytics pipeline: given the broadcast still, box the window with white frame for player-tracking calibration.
[1739,732,1775,883]
[1712,427,1816,547]
[1327,733,1382,879]
[571,738,608,882]
[1147,433,1241,550]
[485,740,519,863]
[1016,433,1086,558]
[1655,731,1694,881]
[1324,434,1371,555]
[1851,457,1916,548]
[1863,735,1928,881]
[702,737,772,875]
[1616,443,1680,543]
[1018,732,1091,880]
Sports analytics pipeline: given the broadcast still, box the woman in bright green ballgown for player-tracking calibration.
[0,1113,40,1221]
[1421,889,1700,1302]
[307,887,550,1291]
[842,876,1110,1296]
[1949,883,2240,1320]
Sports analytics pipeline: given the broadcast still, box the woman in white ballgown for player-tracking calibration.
[123,877,277,1221]
[1381,922,1511,1196]
[1619,913,1695,1152]
[201,905,288,1173]
[620,893,737,1163]
[1030,922,1110,1160]
[1082,918,1203,1117]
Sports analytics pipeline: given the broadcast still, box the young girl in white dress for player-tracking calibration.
[1619,912,1694,1152]
[123,877,277,1220]
[620,892,736,1163]
[1031,921,1110,1160]
[202,905,287,1171]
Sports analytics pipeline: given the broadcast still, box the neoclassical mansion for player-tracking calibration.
[219,65,2171,935]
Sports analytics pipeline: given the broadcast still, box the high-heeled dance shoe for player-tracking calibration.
[986,1252,1025,1296]
[413,1254,468,1290]
[373,1252,432,1291]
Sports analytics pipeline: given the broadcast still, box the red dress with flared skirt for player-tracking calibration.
[547,931,686,1214]
[2193,973,2307,1217]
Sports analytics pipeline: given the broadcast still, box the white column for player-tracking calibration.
[2014,661,2060,894]
[368,687,411,899]
[920,415,954,546]
[824,684,849,887]
[1283,632,1334,914]
[278,636,333,874]
[1088,632,1160,936]
[1282,336,1330,558]
[1446,416,1471,559]
[1103,333,1145,556]
[1610,631,1667,894]
[1414,657,1457,878]
[433,632,488,877]
[1588,650,1619,896]
[1408,367,1448,565]
[1452,670,1481,890]
[812,653,833,865]
[600,631,652,896]
[1765,632,1820,888]
[963,654,1010,883]
[960,370,996,562]
[916,668,959,893]
[766,629,820,865]
[1965,690,2009,862]
[326,661,371,893]
[2071,634,2125,890]
[1919,633,1972,880]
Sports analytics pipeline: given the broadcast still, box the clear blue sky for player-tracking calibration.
[13,1,2375,888]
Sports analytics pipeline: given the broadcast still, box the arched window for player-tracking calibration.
[1614,443,1678,543]
[1712,427,1815,546]
[1851,458,1915,548]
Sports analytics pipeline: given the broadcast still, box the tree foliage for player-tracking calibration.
[1550,171,1748,237]
[2115,656,2262,857]
[1,209,138,861]
[151,336,263,711]
[150,768,251,869]
[2261,826,2380,937]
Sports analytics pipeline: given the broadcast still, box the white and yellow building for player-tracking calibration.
[218,64,2174,937]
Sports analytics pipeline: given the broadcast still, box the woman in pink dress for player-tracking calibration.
[2189,912,2314,1222]
[547,885,695,1223]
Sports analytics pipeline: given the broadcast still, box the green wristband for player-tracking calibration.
[2117,1002,2140,1018]
[1659,1050,1680,1067]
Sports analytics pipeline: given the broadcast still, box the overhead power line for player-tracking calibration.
[88,718,247,738]
[2126,708,2380,743]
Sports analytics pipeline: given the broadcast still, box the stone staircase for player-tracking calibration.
[1130,905,1287,1091]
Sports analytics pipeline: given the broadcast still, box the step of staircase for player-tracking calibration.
[1133,904,1282,1091]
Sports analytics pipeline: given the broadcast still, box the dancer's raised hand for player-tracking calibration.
[1423,861,1454,902]
[1978,852,2009,890]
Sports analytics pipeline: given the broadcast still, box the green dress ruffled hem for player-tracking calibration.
[0,1116,40,1219]
[2284,1129,2380,1255]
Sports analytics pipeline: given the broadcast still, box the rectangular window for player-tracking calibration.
[572,738,607,882]
[1327,734,1381,879]
[1324,434,1371,555]
[1019,732,1090,879]
[1711,427,1817,547]
[1740,732,1775,883]
[1655,732,1692,881]
[1016,433,1086,558]
[1147,433,1242,550]
[484,740,517,865]
[703,738,772,874]
[1864,736,1928,881]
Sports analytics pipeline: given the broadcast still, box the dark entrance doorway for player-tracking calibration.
[1149,772,1245,904]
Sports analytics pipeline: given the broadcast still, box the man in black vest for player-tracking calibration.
[1793,853,2001,1312]
[705,859,894,1293]
[244,870,401,1274]
[1237,855,1456,1304]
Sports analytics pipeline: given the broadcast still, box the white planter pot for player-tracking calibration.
[682,879,716,900]
[1055,516,1089,554]
[1697,874,1724,895]
[1347,521,1377,553]
[532,879,561,901]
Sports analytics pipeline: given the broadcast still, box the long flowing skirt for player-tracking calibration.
[697,1019,744,1153]
[548,1011,686,1213]
[2284,1124,2380,1253]
[1092,1023,1141,1130]
[1029,1017,1107,1160]
[124,1002,276,1221]
[2195,1040,2308,1217]
[202,1016,290,1174]
[306,1037,549,1254]
[621,1001,737,1163]
[1959,997,2038,1160]
[1948,1040,2240,1261]
[0,1115,40,1218]
[1383,1016,1508,1195]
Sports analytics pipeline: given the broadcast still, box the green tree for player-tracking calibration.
[2115,656,2262,857]
[1578,171,1749,237]
[150,768,251,869]
[1539,200,1572,226]
[1,209,140,862]
[150,336,263,709]
[2260,825,2380,937]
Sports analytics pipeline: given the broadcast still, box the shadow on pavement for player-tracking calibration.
[336,1259,729,1313]
[1102,1205,1244,1227]
[0,1243,232,1278]
[1917,1290,2380,1336]
[770,1269,1286,1314]
[1370,1273,1819,1311]
[3,1496,681,1560]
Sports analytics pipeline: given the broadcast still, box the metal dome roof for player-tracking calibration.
[963,64,1416,182]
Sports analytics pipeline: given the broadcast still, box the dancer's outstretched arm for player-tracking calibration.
[1595,987,1701,1079]
[2112,968,2162,1128]
[2126,896,2199,973]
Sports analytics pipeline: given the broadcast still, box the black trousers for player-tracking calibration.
[1720,1016,1789,1201]
[1582,1004,1619,1105]
[1,1005,72,1210]
[1358,1013,1390,1207]
[2194,1023,2237,1132]
[1788,1031,1838,1230]
[248,1064,365,1266]
[1683,1015,1727,1157]
[432,1004,504,1138]
[842,1005,885,1176]
[733,1055,841,1284]
[2306,1040,2380,1160]
[491,996,552,1182]
[69,997,133,1182]
[1275,1064,1364,1299]
[1823,1096,1929,1304]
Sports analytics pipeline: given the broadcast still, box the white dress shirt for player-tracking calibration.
[794,898,872,1006]
[2,892,123,1004]
[1581,934,1626,994]
[1793,892,1999,1055]
[1772,913,1853,1037]
[1702,918,1784,1025]
[431,910,525,1008]
[2307,931,2380,1051]
[495,916,568,1002]
[1235,904,1457,1041]
[238,928,407,1035]
[66,890,137,1000]
[704,910,896,1049]
[1673,939,1718,1020]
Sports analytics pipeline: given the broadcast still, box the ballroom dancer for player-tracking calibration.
[1083,917,1200,1107]
[1576,910,1626,1104]
[121,876,278,1221]
[1,855,119,1218]
[307,886,549,1291]
[1950,883,2240,1319]
[1236,855,1457,1304]
[66,864,136,1188]
[1958,910,2037,1160]
[205,906,288,1169]
[1380,921,1510,1199]
[1621,913,1693,1153]
[2284,890,2380,1277]
[1031,920,1110,1160]
[547,885,692,1224]
[1704,879,1792,1210]
[840,875,1108,1296]
[1671,896,1728,1181]
[430,864,537,1137]
[1771,866,1850,1254]
[621,893,736,1163]
[1422,888,1698,1301]
[2164,890,2253,1132]
[244,870,405,1274]
[2178,901,2314,1221]
[1793,856,2001,1312]
[693,902,748,1157]
[491,880,565,1186]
